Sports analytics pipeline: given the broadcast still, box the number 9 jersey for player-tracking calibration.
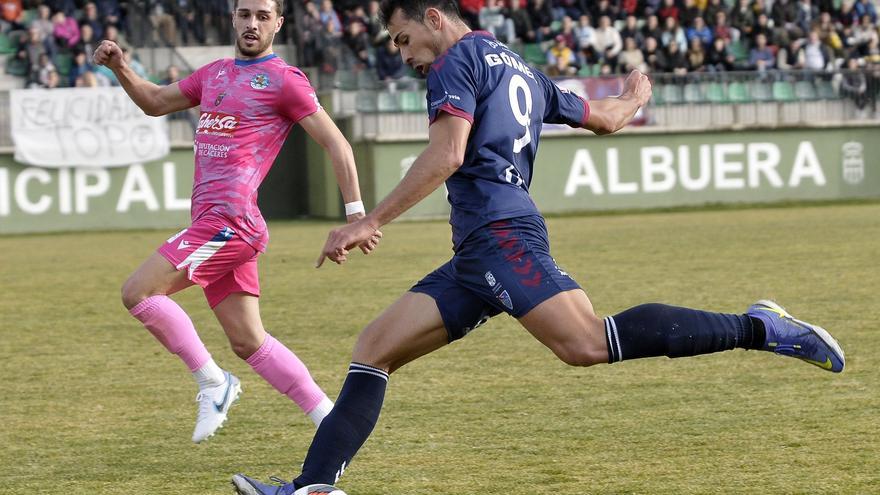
[426,31,590,251]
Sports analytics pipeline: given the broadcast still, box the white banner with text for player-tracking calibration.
[10,87,170,168]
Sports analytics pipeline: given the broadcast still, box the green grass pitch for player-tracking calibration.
[1,203,878,494]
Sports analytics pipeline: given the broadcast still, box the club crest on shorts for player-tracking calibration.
[497,290,513,310]
[250,73,270,89]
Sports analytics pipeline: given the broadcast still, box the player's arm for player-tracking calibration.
[583,70,652,135]
[298,110,364,222]
[315,113,470,266]
[93,40,194,116]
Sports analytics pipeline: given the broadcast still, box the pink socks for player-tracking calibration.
[246,334,328,415]
[129,295,211,372]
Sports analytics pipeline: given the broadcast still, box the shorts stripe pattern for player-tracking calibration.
[176,226,237,281]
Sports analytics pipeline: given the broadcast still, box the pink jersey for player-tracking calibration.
[178,54,320,252]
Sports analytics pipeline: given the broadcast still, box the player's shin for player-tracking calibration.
[604,303,765,363]
[130,295,214,374]
[246,334,333,425]
[293,363,389,488]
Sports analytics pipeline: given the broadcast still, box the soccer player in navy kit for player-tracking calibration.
[232,1,845,493]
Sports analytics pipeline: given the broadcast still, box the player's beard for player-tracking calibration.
[237,32,273,57]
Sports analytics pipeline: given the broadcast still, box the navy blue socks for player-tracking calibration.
[604,303,764,363]
[294,363,388,488]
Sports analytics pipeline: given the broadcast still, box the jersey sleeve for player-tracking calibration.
[177,61,214,106]
[426,50,478,125]
[277,67,321,124]
[534,69,590,128]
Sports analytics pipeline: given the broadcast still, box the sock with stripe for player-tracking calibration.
[246,334,332,426]
[130,295,212,372]
[294,363,388,488]
[604,303,764,363]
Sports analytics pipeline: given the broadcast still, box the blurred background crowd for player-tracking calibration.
[2,0,877,112]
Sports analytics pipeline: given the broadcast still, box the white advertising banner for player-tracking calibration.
[10,87,170,168]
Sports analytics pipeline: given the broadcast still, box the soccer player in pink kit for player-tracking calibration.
[94,0,379,443]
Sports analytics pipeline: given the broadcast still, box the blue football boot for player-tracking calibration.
[747,300,845,372]
[231,475,346,495]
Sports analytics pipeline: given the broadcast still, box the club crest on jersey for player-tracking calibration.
[250,73,270,89]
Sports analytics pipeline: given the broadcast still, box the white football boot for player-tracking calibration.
[192,371,241,443]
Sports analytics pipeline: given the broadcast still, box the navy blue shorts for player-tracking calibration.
[410,215,581,342]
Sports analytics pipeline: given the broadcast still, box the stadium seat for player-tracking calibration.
[400,90,426,112]
[522,43,546,66]
[728,39,749,62]
[333,69,358,90]
[0,33,16,54]
[651,84,665,105]
[5,57,27,77]
[815,79,839,99]
[727,81,750,102]
[683,83,705,103]
[661,84,684,104]
[772,81,796,102]
[794,80,818,99]
[577,64,592,76]
[55,53,73,76]
[355,91,378,113]
[704,82,727,103]
[357,70,380,90]
[377,91,400,112]
[748,81,773,102]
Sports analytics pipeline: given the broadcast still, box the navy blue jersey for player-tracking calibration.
[426,31,589,250]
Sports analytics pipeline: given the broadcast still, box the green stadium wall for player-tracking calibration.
[354,127,878,219]
[0,126,876,234]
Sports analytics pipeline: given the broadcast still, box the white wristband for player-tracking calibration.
[344,200,365,216]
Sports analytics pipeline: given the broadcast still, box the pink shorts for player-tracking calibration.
[158,213,260,308]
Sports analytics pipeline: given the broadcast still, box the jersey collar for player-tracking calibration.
[235,53,278,66]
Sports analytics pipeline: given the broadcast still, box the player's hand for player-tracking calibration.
[621,70,652,107]
[316,218,382,267]
[93,40,124,70]
[346,212,383,255]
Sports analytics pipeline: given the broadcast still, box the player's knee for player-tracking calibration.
[121,278,147,310]
[553,343,607,367]
[228,334,262,360]
[351,328,395,373]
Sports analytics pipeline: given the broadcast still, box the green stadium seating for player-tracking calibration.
[660,84,684,104]
[577,64,592,76]
[521,43,546,66]
[377,91,400,112]
[705,82,727,103]
[651,84,665,105]
[683,83,704,103]
[400,90,426,112]
[55,53,73,76]
[748,81,773,101]
[355,91,378,113]
[815,79,839,99]
[728,39,749,62]
[0,32,16,55]
[333,69,357,90]
[357,70,380,90]
[5,57,27,77]
[794,80,818,99]
[772,81,796,101]
[727,81,750,102]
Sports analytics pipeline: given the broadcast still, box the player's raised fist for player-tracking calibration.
[93,40,123,69]
[622,70,652,107]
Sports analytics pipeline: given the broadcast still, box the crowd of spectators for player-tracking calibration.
[2,0,878,109]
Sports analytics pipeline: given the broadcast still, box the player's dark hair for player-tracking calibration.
[233,0,283,18]
[379,0,461,28]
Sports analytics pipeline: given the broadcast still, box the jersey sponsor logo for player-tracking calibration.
[197,112,240,137]
[250,73,270,89]
[197,142,231,158]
